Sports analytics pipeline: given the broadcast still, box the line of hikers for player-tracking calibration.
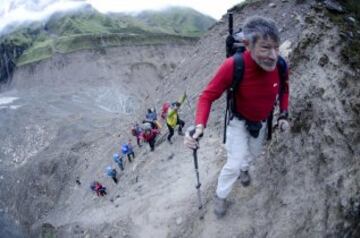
[130,93,187,150]
[90,93,188,197]
[90,140,136,196]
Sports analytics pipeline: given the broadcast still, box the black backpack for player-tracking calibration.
[223,13,288,143]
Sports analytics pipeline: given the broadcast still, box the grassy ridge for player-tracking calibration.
[0,5,216,82]
[17,33,198,66]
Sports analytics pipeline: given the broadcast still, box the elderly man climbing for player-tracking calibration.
[184,16,290,218]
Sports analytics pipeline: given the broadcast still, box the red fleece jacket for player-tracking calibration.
[195,51,289,126]
[141,129,159,142]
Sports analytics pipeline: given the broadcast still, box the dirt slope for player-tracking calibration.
[0,0,359,237]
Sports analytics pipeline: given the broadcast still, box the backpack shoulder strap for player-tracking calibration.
[224,53,244,144]
[229,52,245,113]
[231,52,245,93]
[277,55,288,95]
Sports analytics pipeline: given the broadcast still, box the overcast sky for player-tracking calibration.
[0,0,243,33]
[86,0,242,19]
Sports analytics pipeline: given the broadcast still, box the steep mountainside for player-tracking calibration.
[0,0,359,237]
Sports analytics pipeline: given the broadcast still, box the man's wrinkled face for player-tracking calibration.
[250,36,279,72]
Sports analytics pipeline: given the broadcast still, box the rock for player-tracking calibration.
[318,54,329,67]
[280,40,292,59]
[269,3,276,8]
[324,0,345,13]
[41,223,56,238]
[346,32,354,39]
[339,32,348,39]
[176,217,183,225]
[311,2,323,12]
[345,16,356,25]
[167,153,175,160]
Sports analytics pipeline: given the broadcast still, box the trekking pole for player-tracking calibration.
[188,126,203,210]
[228,11,233,35]
[226,11,234,58]
[223,11,234,144]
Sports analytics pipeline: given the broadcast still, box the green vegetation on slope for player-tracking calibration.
[326,0,360,68]
[0,5,216,83]
[136,6,216,36]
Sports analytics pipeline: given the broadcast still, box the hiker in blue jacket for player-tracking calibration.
[113,153,124,171]
[122,142,134,163]
[106,166,118,184]
[127,139,135,161]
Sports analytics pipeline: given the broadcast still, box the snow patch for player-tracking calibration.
[9,105,22,109]
[0,97,18,105]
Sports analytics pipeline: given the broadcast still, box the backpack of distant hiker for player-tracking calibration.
[142,122,152,131]
[223,12,288,144]
[121,144,129,154]
[161,102,170,119]
[131,127,137,136]
[106,166,116,177]
[90,182,96,191]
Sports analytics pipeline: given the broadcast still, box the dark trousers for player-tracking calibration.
[167,119,185,141]
[116,162,124,171]
[97,188,107,196]
[127,152,135,162]
[136,136,142,147]
[148,138,156,151]
[112,176,118,184]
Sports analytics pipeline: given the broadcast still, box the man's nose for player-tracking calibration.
[268,48,277,60]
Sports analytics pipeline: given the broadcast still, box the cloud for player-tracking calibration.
[0,0,243,34]
[0,0,86,33]
[85,0,241,19]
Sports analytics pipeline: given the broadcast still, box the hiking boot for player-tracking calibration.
[214,195,226,218]
[238,170,251,187]
[178,131,185,136]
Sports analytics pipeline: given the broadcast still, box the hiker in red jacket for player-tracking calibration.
[90,181,107,197]
[141,123,160,152]
[131,123,143,147]
[184,16,290,218]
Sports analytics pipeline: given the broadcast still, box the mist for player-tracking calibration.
[0,0,87,34]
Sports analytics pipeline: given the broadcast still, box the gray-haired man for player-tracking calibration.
[184,16,290,218]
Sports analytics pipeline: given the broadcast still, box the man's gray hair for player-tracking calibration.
[243,16,280,46]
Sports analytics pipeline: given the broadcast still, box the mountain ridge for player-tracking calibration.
[0,4,216,84]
